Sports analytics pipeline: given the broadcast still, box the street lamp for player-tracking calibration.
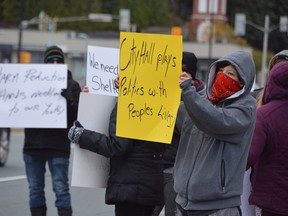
[78,33,89,83]
[260,15,269,88]
[235,14,271,87]
[234,14,287,87]
[245,15,270,88]
[17,0,25,63]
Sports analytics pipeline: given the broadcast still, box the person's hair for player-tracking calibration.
[215,61,230,74]
[215,61,243,85]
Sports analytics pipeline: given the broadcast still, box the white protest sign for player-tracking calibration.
[241,168,255,215]
[0,64,67,128]
[86,46,119,96]
[71,92,117,188]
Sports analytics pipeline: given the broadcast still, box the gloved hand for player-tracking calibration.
[61,89,74,106]
[68,121,84,144]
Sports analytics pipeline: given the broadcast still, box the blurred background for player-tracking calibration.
[0,0,288,87]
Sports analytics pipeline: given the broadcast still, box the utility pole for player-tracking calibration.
[260,15,269,88]
[208,1,215,60]
[235,14,273,87]
[17,0,24,63]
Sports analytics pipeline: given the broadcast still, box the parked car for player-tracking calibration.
[0,128,10,166]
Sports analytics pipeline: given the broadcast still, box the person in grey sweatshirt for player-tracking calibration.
[173,50,257,216]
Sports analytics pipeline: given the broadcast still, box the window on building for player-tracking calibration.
[208,0,218,14]
[221,0,227,15]
[199,0,207,13]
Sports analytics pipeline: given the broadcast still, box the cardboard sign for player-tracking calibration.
[0,64,67,128]
[86,46,119,96]
[71,92,117,188]
[116,32,182,144]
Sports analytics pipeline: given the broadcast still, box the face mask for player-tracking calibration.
[210,72,242,104]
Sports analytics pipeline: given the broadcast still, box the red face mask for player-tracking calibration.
[210,72,242,104]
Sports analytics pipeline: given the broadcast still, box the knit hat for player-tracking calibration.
[44,45,64,63]
[182,52,198,79]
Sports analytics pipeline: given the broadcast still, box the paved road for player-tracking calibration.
[0,129,165,216]
[0,129,114,216]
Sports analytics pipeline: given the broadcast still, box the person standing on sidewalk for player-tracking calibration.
[152,51,206,216]
[242,50,288,216]
[246,61,288,216]
[174,50,257,216]
[23,45,81,216]
[68,77,165,216]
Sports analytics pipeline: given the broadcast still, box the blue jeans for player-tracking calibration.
[23,153,71,209]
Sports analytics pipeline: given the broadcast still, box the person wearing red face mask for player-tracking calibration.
[209,62,244,104]
[174,51,257,216]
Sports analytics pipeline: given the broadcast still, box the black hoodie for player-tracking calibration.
[23,70,81,158]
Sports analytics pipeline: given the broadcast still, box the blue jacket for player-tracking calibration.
[173,51,257,210]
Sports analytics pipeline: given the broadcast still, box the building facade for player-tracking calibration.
[190,0,228,43]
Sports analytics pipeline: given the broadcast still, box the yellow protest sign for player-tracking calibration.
[116,32,182,144]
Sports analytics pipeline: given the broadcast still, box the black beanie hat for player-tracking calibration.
[44,45,64,63]
[182,51,198,79]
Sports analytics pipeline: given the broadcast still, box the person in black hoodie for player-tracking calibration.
[23,45,81,216]
[68,78,165,216]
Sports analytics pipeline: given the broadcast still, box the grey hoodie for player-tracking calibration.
[173,51,257,210]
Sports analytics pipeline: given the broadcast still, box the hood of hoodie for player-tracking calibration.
[206,50,255,101]
[268,50,288,70]
[264,61,288,103]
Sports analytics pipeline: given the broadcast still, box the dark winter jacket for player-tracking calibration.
[174,51,257,210]
[23,70,81,158]
[78,104,165,206]
[247,61,288,214]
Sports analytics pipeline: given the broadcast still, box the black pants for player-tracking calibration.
[115,203,155,216]
[176,203,242,216]
[152,172,176,216]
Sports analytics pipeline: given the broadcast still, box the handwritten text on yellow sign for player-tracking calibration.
[116,32,182,144]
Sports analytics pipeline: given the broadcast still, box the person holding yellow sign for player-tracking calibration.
[174,50,257,216]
